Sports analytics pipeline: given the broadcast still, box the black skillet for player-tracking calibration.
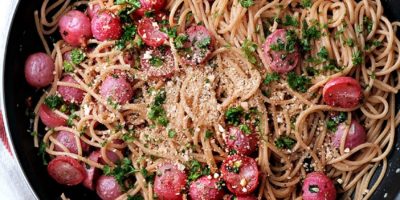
[2,0,400,199]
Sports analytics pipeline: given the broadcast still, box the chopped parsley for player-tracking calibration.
[148,90,169,127]
[103,158,137,187]
[63,61,74,72]
[300,0,312,8]
[287,72,311,93]
[317,47,329,60]
[225,106,244,126]
[174,34,189,49]
[363,17,373,33]
[161,26,177,38]
[239,0,254,8]
[149,56,164,67]
[188,160,210,182]
[264,72,280,85]
[116,25,137,49]
[282,15,299,27]
[275,136,296,149]
[309,185,320,193]
[140,168,155,183]
[44,95,64,109]
[38,142,48,165]
[322,63,342,72]
[326,112,347,132]
[270,30,298,53]
[107,97,120,109]
[352,50,363,66]
[301,21,322,51]
[168,129,176,138]
[122,130,135,142]
[127,195,144,200]
[239,124,251,135]
[196,37,211,49]
[365,40,382,50]
[241,39,258,64]
[70,49,86,64]
[205,130,213,139]
[66,113,77,127]
[115,0,141,13]
[345,38,355,47]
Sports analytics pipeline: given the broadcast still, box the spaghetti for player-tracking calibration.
[29,0,400,199]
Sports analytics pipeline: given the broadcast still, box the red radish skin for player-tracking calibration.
[96,175,123,200]
[99,150,122,164]
[323,77,363,109]
[39,104,67,128]
[54,130,89,154]
[225,126,258,156]
[82,151,101,190]
[24,52,55,88]
[189,176,225,200]
[262,29,300,73]
[91,10,122,41]
[99,75,133,104]
[221,155,259,196]
[59,10,92,47]
[138,17,168,47]
[154,163,188,200]
[302,172,336,200]
[332,119,366,149]
[134,0,165,16]
[179,25,215,65]
[47,156,86,186]
[140,47,175,79]
[57,75,85,103]
[226,195,258,200]
[87,3,101,19]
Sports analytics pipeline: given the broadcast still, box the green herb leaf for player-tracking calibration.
[300,0,312,8]
[241,39,258,64]
[188,160,210,182]
[103,158,137,187]
[140,168,155,183]
[287,72,311,93]
[264,72,280,85]
[127,195,144,200]
[148,90,169,127]
[174,34,189,49]
[63,61,74,72]
[71,49,86,64]
[168,129,176,138]
[274,136,296,149]
[107,97,120,109]
[326,112,347,132]
[205,130,213,139]
[149,56,164,67]
[161,26,177,38]
[345,39,355,47]
[225,106,244,126]
[317,47,329,60]
[239,0,254,8]
[38,142,48,165]
[116,25,137,49]
[282,15,299,27]
[67,113,77,127]
[196,37,211,49]
[352,50,363,66]
[239,124,251,135]
[44,95,64,109]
